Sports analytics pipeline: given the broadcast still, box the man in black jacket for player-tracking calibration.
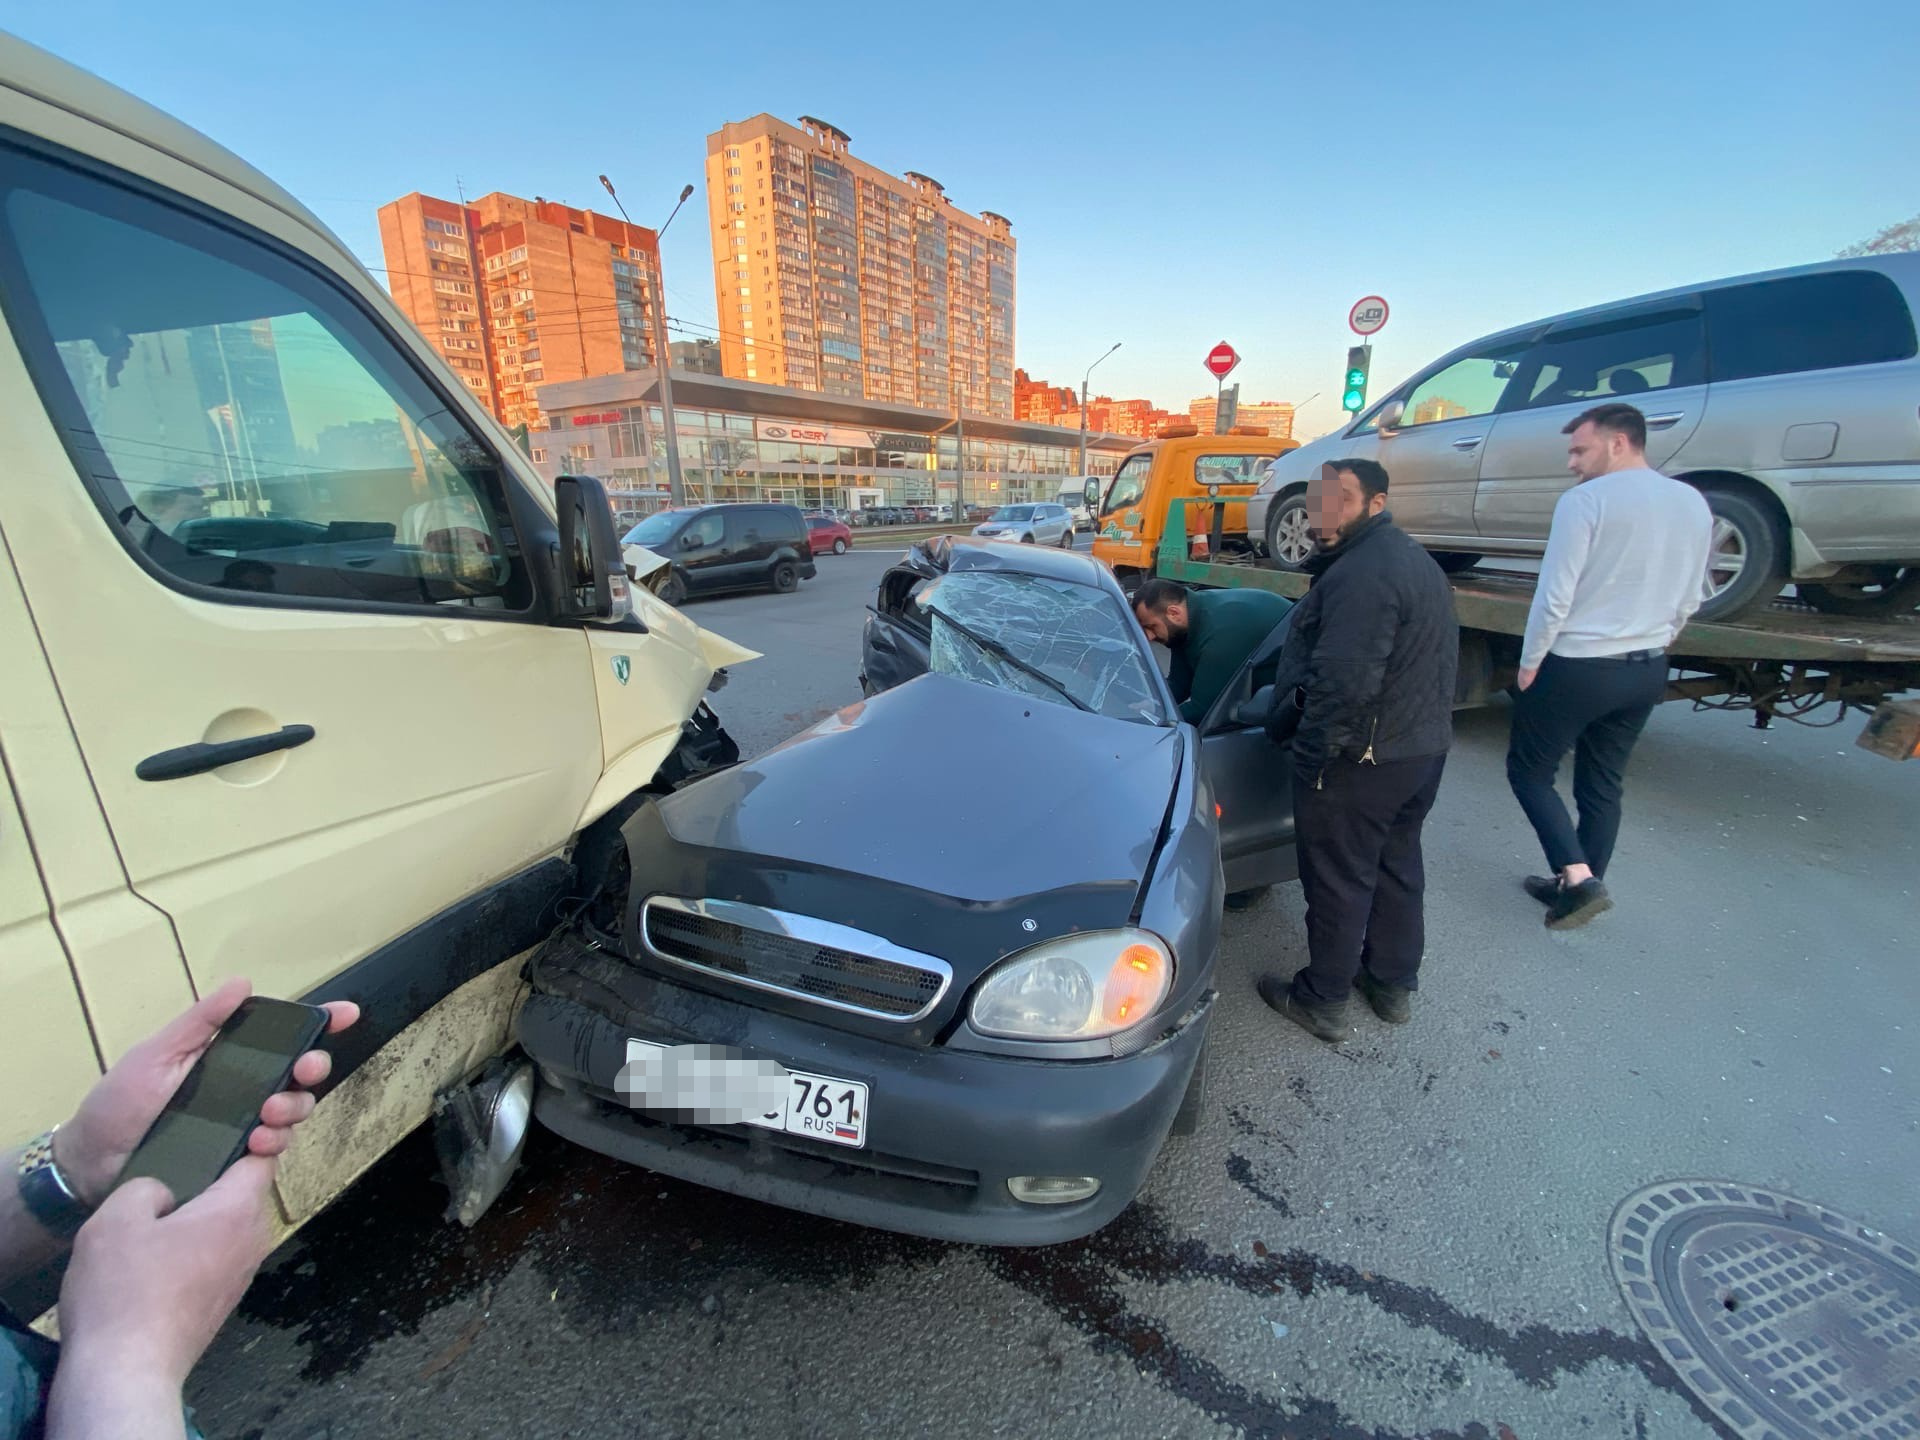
[1256,459,1459,1043]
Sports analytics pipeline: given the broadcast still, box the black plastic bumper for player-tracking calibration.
[515,937,1210,1246]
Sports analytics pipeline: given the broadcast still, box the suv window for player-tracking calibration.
[1707,271,1918,382]
[0,144,529,611]
[1387,343,1532,429]
[1100,455,1153,515]
[1513,308,1706,411]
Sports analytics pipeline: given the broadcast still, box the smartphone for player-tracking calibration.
[116,996,330,1205]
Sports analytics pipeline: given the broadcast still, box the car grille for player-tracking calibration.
[640,897,951,1023]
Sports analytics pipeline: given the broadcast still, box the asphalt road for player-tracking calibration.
[189,545,1919,1440]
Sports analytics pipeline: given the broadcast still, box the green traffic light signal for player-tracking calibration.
[1342,344,1372,415]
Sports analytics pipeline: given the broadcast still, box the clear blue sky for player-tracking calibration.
[14,2,1915,438]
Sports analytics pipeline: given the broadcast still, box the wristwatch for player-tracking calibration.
[14,1127,95,1239]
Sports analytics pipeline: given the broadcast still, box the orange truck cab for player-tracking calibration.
[1089,425,1301,587]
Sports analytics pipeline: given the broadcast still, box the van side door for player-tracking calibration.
[725,507,775,587]
[0,137,603,1012]
[0,545,109,1145]
[1476,301,1708,543]
[675,511,730,593]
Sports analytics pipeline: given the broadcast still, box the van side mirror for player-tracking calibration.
[1083,479,1100,511]
[554,474,632,625]
[1376,400,1406,432]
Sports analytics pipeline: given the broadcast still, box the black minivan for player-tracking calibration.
[623,504,817,603]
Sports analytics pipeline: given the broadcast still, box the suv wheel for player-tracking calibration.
[1057,529,1073,548]
[771,560,800,594]
[1695,488,1787,622]
[1798,568,1920,617]
[1264,493,1315,571]
[1021,533,1035,544]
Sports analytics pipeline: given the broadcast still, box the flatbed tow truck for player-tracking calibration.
[1153,496,1920,760]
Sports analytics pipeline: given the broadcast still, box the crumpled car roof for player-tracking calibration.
[894,534,1109,588]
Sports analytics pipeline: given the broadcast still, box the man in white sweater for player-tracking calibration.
[1506,403,1713,929]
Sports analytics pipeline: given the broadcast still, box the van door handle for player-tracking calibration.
[1451,435,1485,450]
[136,725,316,782]
[1645,411,1685,430]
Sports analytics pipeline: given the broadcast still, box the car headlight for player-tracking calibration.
[968,930,1173,1041]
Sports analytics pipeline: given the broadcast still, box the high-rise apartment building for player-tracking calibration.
[379,191,662,430]
[706,115,1015,416]
[1188,396,1297,439]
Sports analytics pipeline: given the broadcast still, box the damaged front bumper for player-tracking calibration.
[515,931,1211,1246]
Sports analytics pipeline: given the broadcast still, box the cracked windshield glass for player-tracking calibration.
[915,571,1163,723]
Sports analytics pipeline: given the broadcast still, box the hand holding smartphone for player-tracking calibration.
[115,996,332,1205]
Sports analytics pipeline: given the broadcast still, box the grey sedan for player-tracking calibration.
[517,540,1300,1245]
[972,502,1075,547]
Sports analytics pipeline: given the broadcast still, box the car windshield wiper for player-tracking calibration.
[931,608,1094,713]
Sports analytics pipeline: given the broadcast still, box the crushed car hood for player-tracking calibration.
[658,673,1182,906]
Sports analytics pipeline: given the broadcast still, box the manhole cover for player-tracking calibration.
[1608,1181,1920,1439]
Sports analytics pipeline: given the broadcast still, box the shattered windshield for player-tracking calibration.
[912,571,1166,724]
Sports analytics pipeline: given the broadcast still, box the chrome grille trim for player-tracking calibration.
[639,896,953,1023]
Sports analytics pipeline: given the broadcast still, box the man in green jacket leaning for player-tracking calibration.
[1132,579,1293,726]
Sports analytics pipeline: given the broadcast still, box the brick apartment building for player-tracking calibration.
[378,191,663,430]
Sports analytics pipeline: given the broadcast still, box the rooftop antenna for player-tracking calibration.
[455,174,467,204]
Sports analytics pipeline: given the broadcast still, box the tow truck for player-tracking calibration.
[1150,495,1920,760]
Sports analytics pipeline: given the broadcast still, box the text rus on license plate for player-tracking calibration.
[624,1039,870,1149]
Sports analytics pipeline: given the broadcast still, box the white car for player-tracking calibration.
[973,503,1075,547]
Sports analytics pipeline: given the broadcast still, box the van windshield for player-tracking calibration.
[624,511,688,548]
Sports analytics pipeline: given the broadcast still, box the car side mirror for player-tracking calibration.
[1376,399,1406,433]
[554,474,631,625]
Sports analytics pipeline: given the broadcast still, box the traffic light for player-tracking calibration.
[1342,345,1372,413]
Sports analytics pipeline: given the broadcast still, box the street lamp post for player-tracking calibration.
[1079,342,1121,481]
[600,175,694,507]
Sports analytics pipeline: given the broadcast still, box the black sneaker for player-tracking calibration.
[1357,972,1412,1025]
[1523,875,1560,906]
[1256,973,1352,1044]
[1544,878,1612,930]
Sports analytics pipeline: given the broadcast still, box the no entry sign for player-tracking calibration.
[1348,296,1389,336]
[1204,342,1239,380]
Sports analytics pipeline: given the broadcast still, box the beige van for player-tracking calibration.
[0,34,752,1235]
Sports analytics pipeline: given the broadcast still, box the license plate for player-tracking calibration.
[624,1039,870,1149]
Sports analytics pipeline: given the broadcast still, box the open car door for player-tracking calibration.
[1196,608,1299,893]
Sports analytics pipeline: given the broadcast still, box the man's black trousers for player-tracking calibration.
[1292,754,1447,1005]
[1505,651,1667,879]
